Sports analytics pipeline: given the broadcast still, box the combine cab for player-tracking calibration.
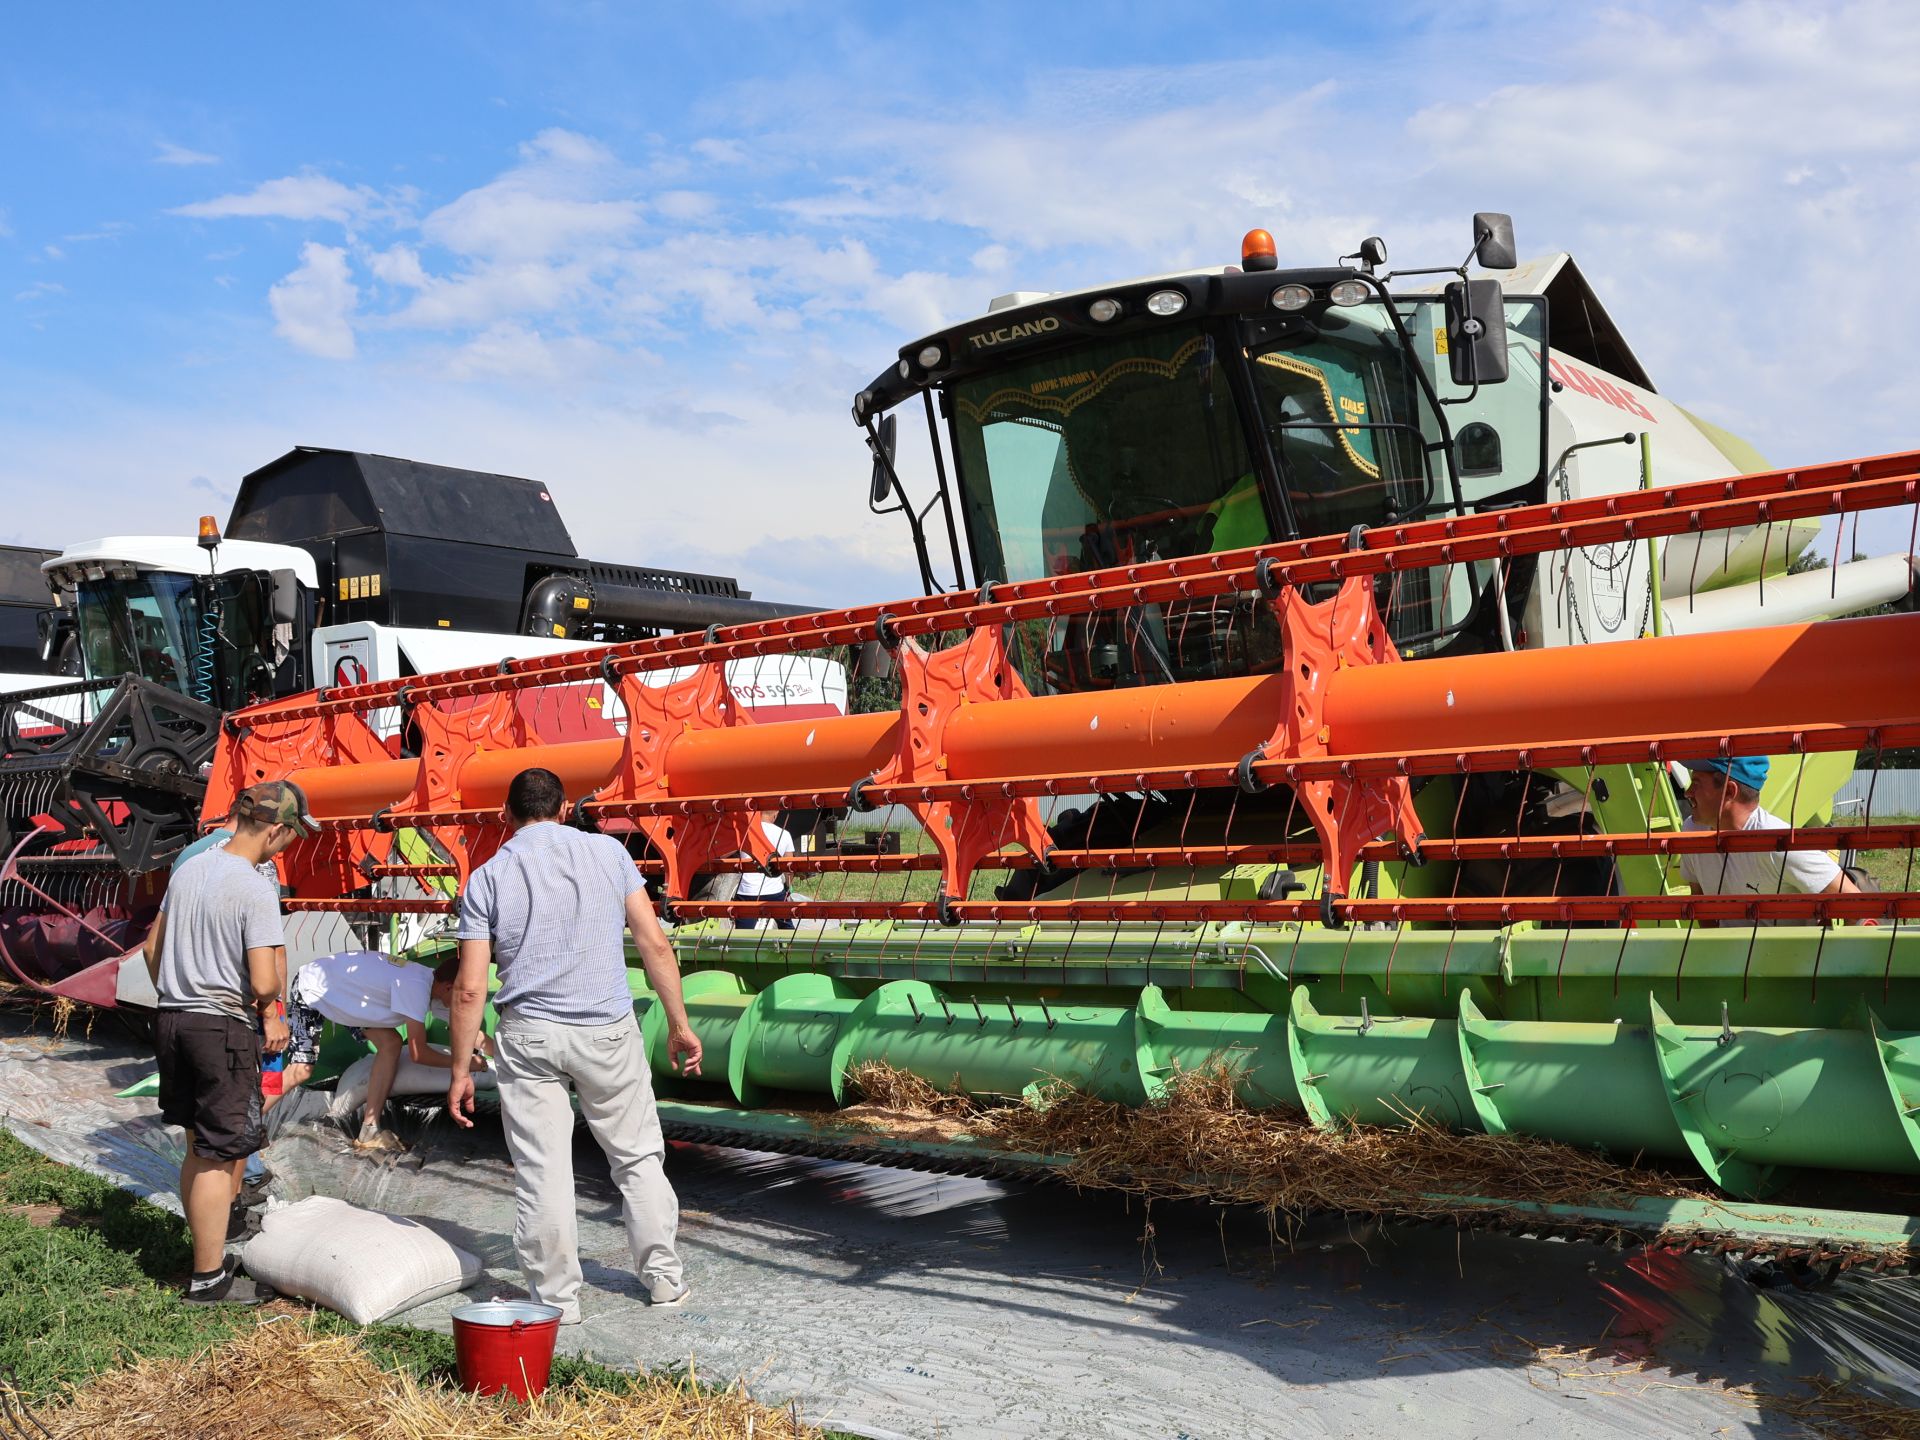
[204,218,1920,1263]
[0,448,841,1008]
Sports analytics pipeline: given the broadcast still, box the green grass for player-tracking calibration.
[808,824,946,904]
[0,1129,849,1433]
[1843,815,1918,894]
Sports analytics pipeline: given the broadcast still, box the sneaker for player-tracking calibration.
[352,1129,409,1156]
[645,1277,692,1307]
[183,1256,263,1306]
[237,1173,275,1207]
[225,1199,255,1243]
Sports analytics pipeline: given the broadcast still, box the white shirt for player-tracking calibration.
[737,821,796,898]
[1679,806,1843,923]
[294,950,441,1029]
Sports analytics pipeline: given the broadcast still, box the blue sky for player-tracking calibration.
[5,2,1916,605]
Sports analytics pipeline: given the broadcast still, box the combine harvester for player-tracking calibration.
[206,216,1920,1265]
[0,448,842,1008]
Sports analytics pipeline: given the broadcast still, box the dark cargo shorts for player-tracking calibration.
[155,1010,266,1161]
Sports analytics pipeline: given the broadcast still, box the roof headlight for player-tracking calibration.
[897,358,913,379]
[1144,288,1188,317]
[917,344,944,369]
[1328,279,1371,307]
[1270,284,1313,312]
[1088,296,1123,323]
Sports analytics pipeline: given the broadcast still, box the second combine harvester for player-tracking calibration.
[207,216,1920,1261]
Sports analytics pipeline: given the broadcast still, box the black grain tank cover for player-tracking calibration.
[0,544,57,673]
[226,447,581,633]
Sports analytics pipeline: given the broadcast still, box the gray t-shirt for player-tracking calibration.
[156,849,287,1021]
[455,823,641,1025]
[1680,805,1844,924]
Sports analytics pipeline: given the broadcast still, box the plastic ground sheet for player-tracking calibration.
[4,1011,1918,1439]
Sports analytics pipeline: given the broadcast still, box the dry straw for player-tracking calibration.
[849,1059,1707,1222]
[1758,1375,1920,1440]
[47,1318,821,1440]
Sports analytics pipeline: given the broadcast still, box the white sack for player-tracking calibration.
[326,1051,495,1123]
[242,1195,478,1323]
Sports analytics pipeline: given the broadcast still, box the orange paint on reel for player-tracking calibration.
[1324,612,1920,757]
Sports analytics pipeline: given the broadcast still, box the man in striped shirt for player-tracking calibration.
[445,767,703,1324]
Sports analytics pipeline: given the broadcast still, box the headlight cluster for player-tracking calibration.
[1270,279,1372,311]
[1087,289,1189,322]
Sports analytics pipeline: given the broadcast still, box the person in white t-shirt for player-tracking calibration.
[281,951,489,1153]
[1676,756,1861,925]
[736,817,797,931]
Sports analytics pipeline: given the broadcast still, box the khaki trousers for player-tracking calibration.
[493,1010,683,1318]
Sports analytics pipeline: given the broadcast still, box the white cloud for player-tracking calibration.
[173,171,383,225]
[446,322,563,380]
[691,137,747,165]
[654,190,717,222]
[154,140,220,167]
[13,281,64,303]
[62,223,132,244]
[419,128,641,261]
[367,243,431,289]
[268,243,358,358]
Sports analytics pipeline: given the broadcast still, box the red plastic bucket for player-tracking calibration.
[451,1299,563,1400]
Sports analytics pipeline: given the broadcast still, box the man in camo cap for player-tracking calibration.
[145,780,317,1303]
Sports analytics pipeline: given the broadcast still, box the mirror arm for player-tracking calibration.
[1549,432,1639,500]
[1378,262,1468,284]
[923,390,969,591]
[861,413,941,593]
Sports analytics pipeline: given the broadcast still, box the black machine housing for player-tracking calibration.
[226,447,808,647]
[0,545,63,677]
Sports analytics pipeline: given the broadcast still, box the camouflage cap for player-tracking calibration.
[233,780,319,836]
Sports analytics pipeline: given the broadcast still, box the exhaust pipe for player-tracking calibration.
[521,573,817,639]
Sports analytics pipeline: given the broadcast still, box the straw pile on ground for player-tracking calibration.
[42,1319,820,1440]
[848,1059,1706,1222]
[1761,1374,1920,1439]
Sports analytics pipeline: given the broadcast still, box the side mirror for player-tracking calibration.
[269,570,300,625]
[1445,278,1510,386]
[36,609,74,668]
[867,413,899,507]
[1472,212,1517,271]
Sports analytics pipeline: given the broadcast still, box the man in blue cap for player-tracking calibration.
[1676,755,1861,920]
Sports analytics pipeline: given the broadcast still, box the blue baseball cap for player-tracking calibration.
[1691,755,1769,792]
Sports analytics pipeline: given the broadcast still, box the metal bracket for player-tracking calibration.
[1248,575,1426,914]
